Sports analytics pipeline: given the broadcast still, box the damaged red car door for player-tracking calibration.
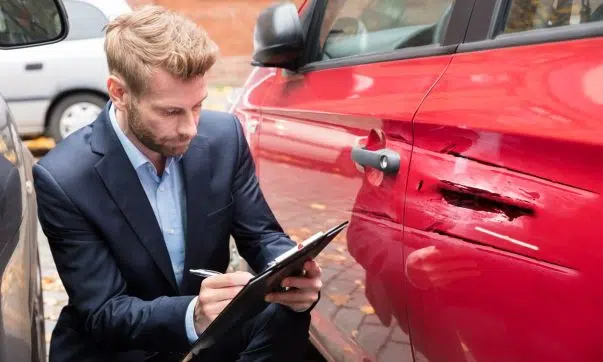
[402,1,603,361]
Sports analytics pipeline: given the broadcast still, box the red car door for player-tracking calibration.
[245,0,474,360]
[403,1,603,361]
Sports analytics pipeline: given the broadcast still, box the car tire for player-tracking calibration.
[47,94,106,142]
[30,252,46,362]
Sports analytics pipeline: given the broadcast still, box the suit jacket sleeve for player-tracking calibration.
[33,164,194,352]
[229,115,295,273]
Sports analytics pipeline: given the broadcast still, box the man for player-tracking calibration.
[34,5,322,362]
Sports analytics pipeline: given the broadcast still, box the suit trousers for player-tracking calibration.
[145,304,311,362]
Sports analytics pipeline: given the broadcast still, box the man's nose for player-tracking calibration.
[178,113,198,138]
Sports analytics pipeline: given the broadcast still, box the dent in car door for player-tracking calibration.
[403,13,603,362]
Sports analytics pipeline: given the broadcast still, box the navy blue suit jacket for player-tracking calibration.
[34,104,294,361]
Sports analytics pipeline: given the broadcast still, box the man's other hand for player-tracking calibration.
[194,271,253,335]
[265,259,322,312]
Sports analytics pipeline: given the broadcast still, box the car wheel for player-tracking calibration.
[47,94,106,142]
[30,252,46,362]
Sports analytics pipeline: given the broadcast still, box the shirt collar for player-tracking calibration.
[108,104,181,173]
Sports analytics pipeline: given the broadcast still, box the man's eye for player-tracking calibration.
[164,110,180,116]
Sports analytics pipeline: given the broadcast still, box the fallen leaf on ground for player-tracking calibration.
[310,203,326,210]
[319,253,347,262]
[327,294,350,306]
[42,276,56,285]
[351,330,359,339]
[360,305,375,315]
[24,137,56,150]
[42,276,66,292]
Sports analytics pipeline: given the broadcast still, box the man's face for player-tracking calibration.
[126,68,208,157]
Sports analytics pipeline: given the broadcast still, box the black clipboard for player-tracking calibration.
[182,221,348,361]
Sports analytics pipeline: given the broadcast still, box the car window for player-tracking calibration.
[64,0,108,41]
[503,0,603,33]
[0,0,62,45]
[319,0,455,60]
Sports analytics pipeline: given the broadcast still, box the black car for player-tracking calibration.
[0,1,68,360]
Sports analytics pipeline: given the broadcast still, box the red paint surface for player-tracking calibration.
[405,37,603,362]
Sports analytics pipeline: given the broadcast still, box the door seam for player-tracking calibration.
[402,55,455,362]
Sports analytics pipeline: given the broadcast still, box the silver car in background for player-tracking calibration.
[0,0,130,142]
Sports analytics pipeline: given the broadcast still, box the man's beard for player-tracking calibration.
[126,100,190,157]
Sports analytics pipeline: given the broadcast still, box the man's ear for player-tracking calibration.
[107,75,129,111]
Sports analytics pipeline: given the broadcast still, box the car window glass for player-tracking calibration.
[319,0,455,60]
[64,0,108,40]
[0,0,62,45]
[503,0,603,33]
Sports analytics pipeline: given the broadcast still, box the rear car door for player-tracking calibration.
[252,1,473,360]
[403,1,603,361]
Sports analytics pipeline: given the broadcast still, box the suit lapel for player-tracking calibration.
[180,135,211,294]
[91,105,179,292]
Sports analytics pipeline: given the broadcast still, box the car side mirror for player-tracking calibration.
[0,0,69,49]
[252,2,304,70]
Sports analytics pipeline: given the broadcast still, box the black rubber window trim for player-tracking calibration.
[293,0,475,73]
[460,0,603,53]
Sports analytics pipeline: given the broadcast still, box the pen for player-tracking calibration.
[189,268,223,278]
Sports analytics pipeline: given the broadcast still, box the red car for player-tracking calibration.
[230,0,603,361]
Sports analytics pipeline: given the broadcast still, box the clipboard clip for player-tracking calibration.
[271,232,324,267]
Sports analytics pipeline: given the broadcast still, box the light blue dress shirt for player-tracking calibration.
[109,105,199,344]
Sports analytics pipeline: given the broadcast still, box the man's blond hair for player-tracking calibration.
[104,5,219,96]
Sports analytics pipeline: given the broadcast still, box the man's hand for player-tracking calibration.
[194,271,253,335]
[265,259,322,312]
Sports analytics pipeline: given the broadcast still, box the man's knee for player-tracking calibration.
[253,303,311,337]
[237,304,311,362]
[247,304,310,349]
[273,303,311,332]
